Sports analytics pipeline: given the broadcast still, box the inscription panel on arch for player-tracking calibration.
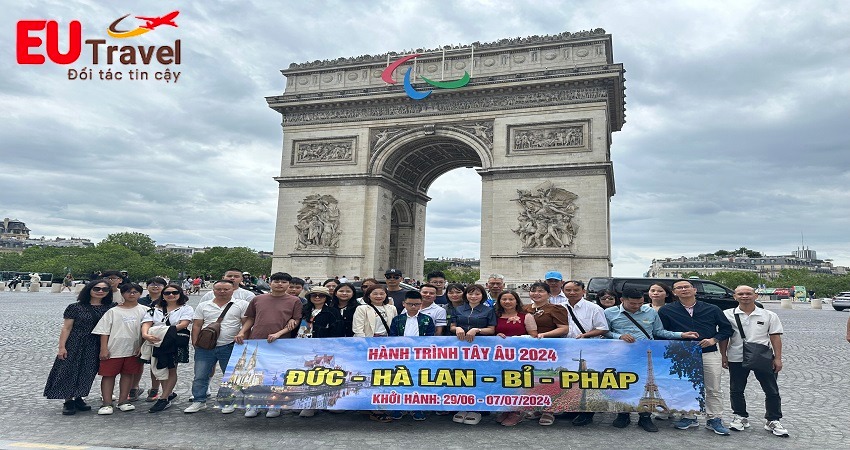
[507,120,590,156]
[292,137,357,166]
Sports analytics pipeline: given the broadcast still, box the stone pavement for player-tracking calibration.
[1,291,847,450]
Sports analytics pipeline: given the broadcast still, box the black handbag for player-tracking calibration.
[734,313,775,372]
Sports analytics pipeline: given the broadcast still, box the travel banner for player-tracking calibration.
[216,337,705,413]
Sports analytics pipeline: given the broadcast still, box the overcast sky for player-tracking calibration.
[3,0,849,277]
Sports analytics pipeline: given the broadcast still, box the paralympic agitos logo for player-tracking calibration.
[382,54,470,100]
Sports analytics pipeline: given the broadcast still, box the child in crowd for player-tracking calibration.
[91,283,148,415]
[388,291,435,421]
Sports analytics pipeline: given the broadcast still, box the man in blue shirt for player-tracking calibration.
[659,279,734,436]
[605,287,698,432]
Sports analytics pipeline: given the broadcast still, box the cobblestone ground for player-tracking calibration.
[1,291,847,450]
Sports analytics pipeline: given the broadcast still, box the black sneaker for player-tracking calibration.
[612,413,631,428]
[637,415,658,432]
[62,400,76,416]
[167,393,178,402]
[73,398,92,412]
[149,399,170,413]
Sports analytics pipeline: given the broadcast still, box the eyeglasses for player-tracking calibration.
[600,296,615,301]
[163,291,180,296]
[147,284,164,288]
[106,277,122,281]
[91,286,110,292]
[386,275,401,279]
[404,303,423,307]
[673,286,692,291]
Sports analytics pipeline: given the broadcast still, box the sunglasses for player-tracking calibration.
[163,291,180,296]
[91,286,110,292]
[386,275,401,279]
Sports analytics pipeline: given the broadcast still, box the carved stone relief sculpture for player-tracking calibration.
[293,138,355,165]
[295,194,341,250]
[512,181,578,249]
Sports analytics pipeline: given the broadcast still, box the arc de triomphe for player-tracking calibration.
[267,29,625,284]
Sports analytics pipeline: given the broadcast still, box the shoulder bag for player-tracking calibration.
[195,302,234,350]
[368,303,392,337]
[734,312,774,373]
[565,304,587,334]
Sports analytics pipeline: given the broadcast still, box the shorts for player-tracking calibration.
[99,356,143,376]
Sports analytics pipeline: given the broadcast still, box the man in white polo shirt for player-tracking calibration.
[720,285,788,437]
[184,280,249,414]
[562,279,608,427]
[419,284,447,336]
[199,268,256,303]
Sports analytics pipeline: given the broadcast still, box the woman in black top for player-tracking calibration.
[332,282,359,337]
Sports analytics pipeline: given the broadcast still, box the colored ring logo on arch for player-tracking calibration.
[381,54,471,100]
[107,10,179,39]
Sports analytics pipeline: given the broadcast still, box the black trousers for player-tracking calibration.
[728,362,782,421]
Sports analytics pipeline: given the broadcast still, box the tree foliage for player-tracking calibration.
[0,234,271,282]
[423,260,451,277]
[663,341,705,410]
[100,232,157,256]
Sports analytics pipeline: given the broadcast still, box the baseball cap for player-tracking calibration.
[544,271,563,281]
[385,268,403,277]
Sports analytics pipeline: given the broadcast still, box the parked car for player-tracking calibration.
[831,292,850,311]
[587,277,755,311]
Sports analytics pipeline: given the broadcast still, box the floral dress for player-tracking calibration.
[43,302,114,399]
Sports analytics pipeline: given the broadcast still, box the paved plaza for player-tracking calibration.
[1,290,847,449]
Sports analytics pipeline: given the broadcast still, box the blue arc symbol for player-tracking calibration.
[403,68,432,100]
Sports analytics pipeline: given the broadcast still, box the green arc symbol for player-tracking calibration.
[420,72,471,89]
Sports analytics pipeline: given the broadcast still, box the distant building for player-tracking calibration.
[155,244,208,256]
[26,237,94,248]
[648,248,840,280]
[1,218,30,240]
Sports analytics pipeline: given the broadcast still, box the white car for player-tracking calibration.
[832,292,850,311]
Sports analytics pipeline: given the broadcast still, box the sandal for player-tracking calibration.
[452,411,468,423]
[539,412,555,426]
[502,412,523,427]
[463,412,482,425]
[369,412,392,423]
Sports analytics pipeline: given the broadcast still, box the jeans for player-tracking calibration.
[191,343,234,403]
[728,362,782,421]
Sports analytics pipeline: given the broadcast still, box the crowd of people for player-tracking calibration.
[43,268,788,437]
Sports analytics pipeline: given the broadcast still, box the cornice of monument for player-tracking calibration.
[283,28,609,73]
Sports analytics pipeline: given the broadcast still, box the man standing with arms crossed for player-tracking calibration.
[720,285,788,437]
[659,280,733,435]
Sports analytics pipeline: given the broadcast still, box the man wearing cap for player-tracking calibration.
[385,268,410,314]
[605,286,699,432]
[544,271,566,306]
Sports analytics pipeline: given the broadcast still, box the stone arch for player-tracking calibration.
[370,128,491,194]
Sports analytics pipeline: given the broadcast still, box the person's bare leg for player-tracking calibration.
[101,376,116,405]
[118,373,133,403]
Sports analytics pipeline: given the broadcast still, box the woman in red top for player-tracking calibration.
[494,291,538,426]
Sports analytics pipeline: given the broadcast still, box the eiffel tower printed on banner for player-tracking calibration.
[637,348,669,413]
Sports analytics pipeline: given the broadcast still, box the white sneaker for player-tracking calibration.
[299,409,316,417]
[729,415,750,431]
[97,405,114,415]
[244,407,259,418]
[266,409,281,418]
[764,420,789,437]
[184,402,207,413]
[221,404,236,414]
[117,403,135,412]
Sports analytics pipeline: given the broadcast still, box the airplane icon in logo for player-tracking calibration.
[136,11,179,30]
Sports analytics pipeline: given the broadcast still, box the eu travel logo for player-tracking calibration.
[382,53,471,100]
[16,11,182,83]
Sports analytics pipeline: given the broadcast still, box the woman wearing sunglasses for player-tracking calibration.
[44,279,116,415]
[140,284,194,412]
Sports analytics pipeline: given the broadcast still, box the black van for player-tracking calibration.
[587,277,741,311]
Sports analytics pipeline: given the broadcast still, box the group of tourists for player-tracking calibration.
[43,267,788,438]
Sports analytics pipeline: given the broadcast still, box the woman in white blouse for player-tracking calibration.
[352,284,398,337]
